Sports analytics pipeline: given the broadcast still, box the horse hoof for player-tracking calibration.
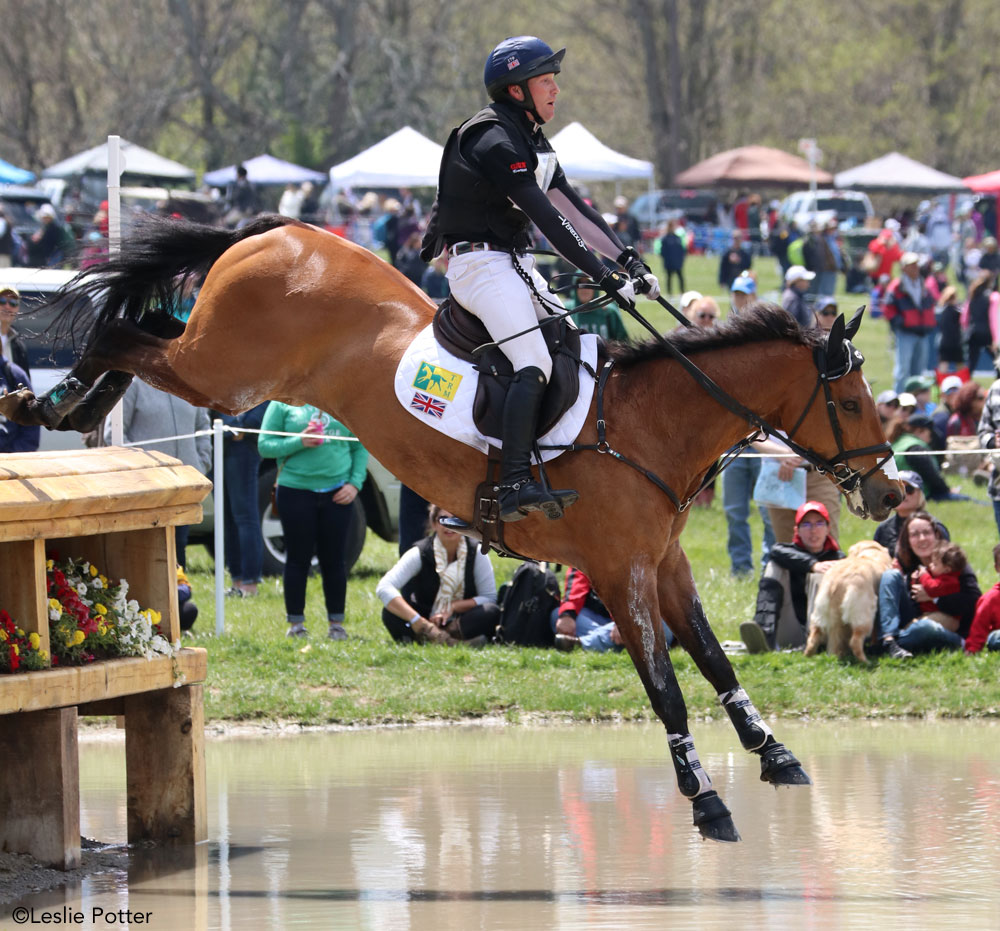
[692,790,741,843]
[758,739,812,786]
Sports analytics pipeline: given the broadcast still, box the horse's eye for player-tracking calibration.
[842,399,860,413]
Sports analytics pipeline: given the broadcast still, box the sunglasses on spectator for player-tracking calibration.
[697,312,717,322]
[903,484,918,495]
[817,308,837,316]
[798,519,828,530]
[0,298,19,307]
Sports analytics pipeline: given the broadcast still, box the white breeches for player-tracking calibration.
[446,250,565,381]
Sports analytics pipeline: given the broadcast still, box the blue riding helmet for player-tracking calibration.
[484,36,565,122]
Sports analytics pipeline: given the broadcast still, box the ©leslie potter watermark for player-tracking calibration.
[8,905,154,924]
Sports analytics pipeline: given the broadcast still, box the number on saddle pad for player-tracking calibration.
[495,560,561,647]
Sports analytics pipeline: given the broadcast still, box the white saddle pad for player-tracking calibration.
[394,324,598,463]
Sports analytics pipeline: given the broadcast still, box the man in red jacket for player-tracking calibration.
[883,251,936,392]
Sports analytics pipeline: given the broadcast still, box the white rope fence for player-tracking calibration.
[112,422,996,635]
[114,420,360,635]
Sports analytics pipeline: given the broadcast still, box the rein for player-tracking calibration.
[472,248,893,512]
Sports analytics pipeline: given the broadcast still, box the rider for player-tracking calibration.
[423,36,660,522]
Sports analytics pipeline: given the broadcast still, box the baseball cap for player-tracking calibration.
[34,204,56,221]
[898,470,924,491]
[680,290,703,311]
[903,375,933,393]
[876,389,899,406]
[794,500,830,526]
[907,412,933,429]
[940,375,963,394]
[815,295,838,310]
[0,285,20,299]
[731,273,756,295]
[884,218,901,232]
[785,265,816,284]
[898,392,918,408]
[900,251,920,266]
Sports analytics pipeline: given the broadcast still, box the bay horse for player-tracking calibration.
[0,216,901,842]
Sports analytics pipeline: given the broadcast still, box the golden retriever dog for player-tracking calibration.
[806,540,893,662]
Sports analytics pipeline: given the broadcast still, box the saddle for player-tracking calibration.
[432,296,585,440]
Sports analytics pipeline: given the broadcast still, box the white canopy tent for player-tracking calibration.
[329,126,443,190]
[549,122,655,184]
[203,154,327,187]
[42,139,195,182]
[834,152,969,194]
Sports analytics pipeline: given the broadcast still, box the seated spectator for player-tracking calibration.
[377,504,499,646]
[892,413,966,501]
[729,273,756,315]
[877,511,981,657]
[740,501,844,653]
[551,566,674,652]
[570,281,629,341]
[876,389,901,429]
[688,295,720,328]
[679,290,702,320]
[781,265,815,329]
[903,375,936,417]
[915,542,966,627]
[965,543,1000,653]
[178,565,198,632]
[873,470,950,556]
[931,375,963,448]
[812,295,838,330]
[946,380,986,437]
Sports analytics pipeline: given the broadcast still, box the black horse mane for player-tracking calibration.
[608,302,829,368]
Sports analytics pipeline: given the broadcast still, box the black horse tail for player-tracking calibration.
[49,214,302,350]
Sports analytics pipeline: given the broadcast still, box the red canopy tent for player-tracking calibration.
[963,170,1000,194]
[674,145,833,189]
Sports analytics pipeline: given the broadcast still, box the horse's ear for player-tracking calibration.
[825,313,846,369]
[844,306,866,341]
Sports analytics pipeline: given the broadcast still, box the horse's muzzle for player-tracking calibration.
[850,472,904,521]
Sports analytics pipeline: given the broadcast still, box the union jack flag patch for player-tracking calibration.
[506,56,520,70]
[411,391,447,418]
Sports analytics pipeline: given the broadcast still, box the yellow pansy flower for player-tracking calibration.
[95,603,107,616]
[49,598,61,611]
[72,630,85,646]
[29,632,40,649]
[90,564,99,577]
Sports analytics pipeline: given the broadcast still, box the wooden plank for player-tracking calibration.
[0,648,207,714]
[125,684,207,845]
[0,706,80,869]
[0,447,179,480]
[0,466,211,522]
[0,502,204,543]
[77,698,125,716]
[0,538,48,655]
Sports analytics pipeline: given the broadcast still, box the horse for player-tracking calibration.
[0,215,902,842]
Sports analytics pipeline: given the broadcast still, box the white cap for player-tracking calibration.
[35,204,56,220]
[900,251,921,266]
[898,392,917,408]
[785,265,816,284]
[680,290,703,311]
[940,375,963,394]
[884,218,901,232]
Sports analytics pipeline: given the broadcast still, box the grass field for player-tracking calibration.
[178,253,1000,727]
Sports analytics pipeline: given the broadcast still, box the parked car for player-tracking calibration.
[0,266,401,573]
[778,189,874,232]
[628,189,719,230]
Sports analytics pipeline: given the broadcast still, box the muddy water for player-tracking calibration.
[7,721,1000,930]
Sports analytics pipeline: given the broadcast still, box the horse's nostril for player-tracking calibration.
[883,491,901,509]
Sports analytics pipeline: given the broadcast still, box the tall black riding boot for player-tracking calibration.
[498,367,578,522]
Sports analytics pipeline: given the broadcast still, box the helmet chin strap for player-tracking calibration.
[506,82,545,124]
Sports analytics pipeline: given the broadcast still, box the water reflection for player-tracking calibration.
[6,721,1000,930]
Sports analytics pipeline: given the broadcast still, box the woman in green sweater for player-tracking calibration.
[258,403,369,639]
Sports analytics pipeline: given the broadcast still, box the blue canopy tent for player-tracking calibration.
[203,154,327,187]
[0,157,35,185]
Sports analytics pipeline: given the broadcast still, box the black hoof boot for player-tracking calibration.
[692,791,741,843]
[757,736,812,786]
[37,377,89,429]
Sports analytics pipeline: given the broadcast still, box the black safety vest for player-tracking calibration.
[423,102,552,258]
[398,536,480,618]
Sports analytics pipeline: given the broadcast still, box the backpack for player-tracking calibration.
[494,560,561,647]
[786,236,805,268]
